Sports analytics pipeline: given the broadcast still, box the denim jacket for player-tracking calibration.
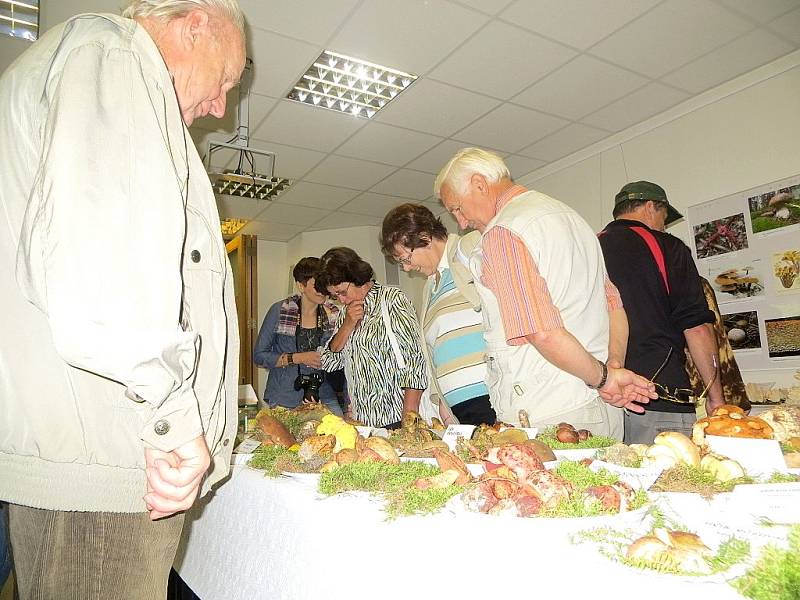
[254,295,340,408]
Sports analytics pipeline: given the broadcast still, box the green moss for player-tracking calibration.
[248,445,301,477]
[650,463,753,496]
[535,461,650,518]
[385,485,463,519]
[318,462,460,519]
[764,471,800,484]
[537,427,617,449]
[709,538,750,574]
[266,407,306,438]
[318,461,438,495]
[554,460,618,491]
[734,525,800,600]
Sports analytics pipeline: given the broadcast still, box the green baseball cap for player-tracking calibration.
[615,181,683,226]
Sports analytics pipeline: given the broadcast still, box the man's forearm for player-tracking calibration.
[526,328,604,387]
[608,307,628,367]
[684,323,723,407]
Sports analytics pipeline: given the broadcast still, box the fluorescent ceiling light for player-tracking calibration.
[287,50,417,119]
[0,0,39,41]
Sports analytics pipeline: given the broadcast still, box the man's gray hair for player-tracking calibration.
[122,0,245,37]
[434,147,511,198]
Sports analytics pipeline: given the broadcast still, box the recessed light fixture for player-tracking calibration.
[210,170,292,201]
[287,50,417,119]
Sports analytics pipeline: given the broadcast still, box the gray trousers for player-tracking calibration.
[623,409,697,445]
[9,505,184,600]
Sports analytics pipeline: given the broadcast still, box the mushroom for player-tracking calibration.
[714,275,738,286]
[718,284,738,294]
[727,328,746,343]
[768,192,792,206]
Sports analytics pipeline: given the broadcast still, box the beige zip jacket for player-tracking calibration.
[0,14,239,512]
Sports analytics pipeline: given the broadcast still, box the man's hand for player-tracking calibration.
[144,435,211,520]
[705,397,724,417]
[297,350,321,368]
[598,367,657,413]
[343,300,365,328]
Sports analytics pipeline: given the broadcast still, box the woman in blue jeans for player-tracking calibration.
[254,258,343,415]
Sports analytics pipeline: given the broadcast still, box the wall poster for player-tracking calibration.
[686,173,800,396]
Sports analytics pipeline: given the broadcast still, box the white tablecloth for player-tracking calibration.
[174,466,750,600]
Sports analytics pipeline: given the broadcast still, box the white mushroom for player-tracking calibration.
[727,328,746,343]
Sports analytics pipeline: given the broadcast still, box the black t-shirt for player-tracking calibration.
[599,219,714,413]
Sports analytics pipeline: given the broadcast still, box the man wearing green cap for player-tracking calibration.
[599,181,724,444]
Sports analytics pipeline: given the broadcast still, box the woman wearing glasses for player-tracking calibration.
[253,257,343,415]
[380,203,496,426]
[315,247,427,428]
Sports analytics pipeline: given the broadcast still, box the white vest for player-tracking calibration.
[471,190,611,426]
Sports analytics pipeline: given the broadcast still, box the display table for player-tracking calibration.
[174,466,748,600]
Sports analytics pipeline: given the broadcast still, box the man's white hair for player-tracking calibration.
[122,0,245,37]
[434,147,510,198]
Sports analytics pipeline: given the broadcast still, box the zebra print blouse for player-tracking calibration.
[321,282,428,427]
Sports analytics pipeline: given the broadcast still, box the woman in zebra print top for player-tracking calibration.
[316,247,428,428]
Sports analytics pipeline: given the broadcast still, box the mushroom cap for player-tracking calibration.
[769,192,792,206]
[715,275,738,285]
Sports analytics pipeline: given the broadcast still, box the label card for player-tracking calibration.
[355,426,372,438]
[706,436,787,477]
[726,482,800,524]
[442,424,476,450]
[234,438,261,455]
[590,460,663,490]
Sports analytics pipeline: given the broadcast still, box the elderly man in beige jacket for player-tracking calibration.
[0,1,245,597]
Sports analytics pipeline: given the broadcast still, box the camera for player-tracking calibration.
[293,372,325,402]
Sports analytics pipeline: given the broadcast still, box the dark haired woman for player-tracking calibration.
[316,247,427,428]
[254,257,343,415]
[380,203,496,426]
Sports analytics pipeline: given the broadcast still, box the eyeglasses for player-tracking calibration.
[447,201,464,217]
[394,247,415,266]
[648,347,718,405]
[328,282,352,300]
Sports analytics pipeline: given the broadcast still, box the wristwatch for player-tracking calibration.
[286,353,294,365]
[587,359,608,390]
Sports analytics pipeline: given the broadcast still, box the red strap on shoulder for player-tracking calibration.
[629,226,669,293]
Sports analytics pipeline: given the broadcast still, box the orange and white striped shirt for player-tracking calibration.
[481,185,622,346]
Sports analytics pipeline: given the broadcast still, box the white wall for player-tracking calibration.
[519,51,800,387]
[286,225,426,308]
[254,240,288,399]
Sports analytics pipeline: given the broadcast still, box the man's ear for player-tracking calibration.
[470,173,488,195]
[181,9,210,50]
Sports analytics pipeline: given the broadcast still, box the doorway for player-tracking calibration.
[226,234,258,386]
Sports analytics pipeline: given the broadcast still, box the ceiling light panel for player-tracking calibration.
[287,50,417,119]
[211,171,293,201]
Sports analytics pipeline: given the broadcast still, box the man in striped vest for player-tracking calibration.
[434,148,657,438]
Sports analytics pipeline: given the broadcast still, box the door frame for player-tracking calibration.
[226,234,258,386]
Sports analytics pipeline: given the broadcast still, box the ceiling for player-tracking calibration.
[49,0,800,241]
